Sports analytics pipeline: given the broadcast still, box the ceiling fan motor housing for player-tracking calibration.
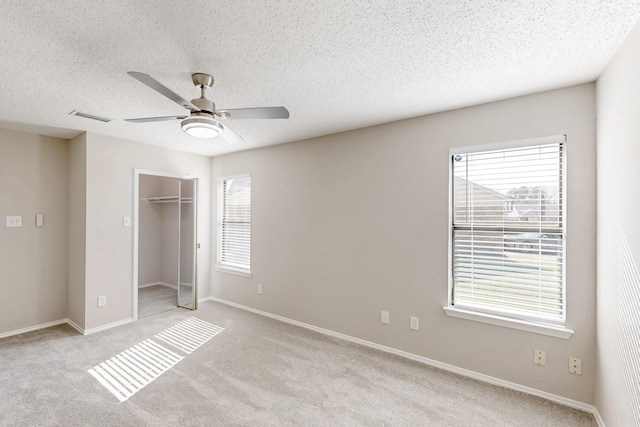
[190,73,216,113]
[192,97,215,113]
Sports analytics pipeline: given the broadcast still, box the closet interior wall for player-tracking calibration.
[138,175,179,290]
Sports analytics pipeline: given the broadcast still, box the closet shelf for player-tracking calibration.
[142,196,194,204]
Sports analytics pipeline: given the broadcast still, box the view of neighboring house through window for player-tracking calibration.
[450,136,565,325]
[217,175,251,274]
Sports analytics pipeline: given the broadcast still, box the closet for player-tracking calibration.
[137,174,197,318]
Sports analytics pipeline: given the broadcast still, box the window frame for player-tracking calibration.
[216,174,252,277]
[444,135,573,339]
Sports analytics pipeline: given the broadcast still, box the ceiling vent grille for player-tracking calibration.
[69,110,113,123]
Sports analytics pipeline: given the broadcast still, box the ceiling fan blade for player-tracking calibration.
[125,115,186,123]
[219,122,243,143]
[218,106,289,119]
[128,72,199,112]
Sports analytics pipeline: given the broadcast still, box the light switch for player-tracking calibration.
[123,217,131,227]
[410,316,420,331]
[569,357,582,375]
[381,311,390,324]
[5,216,22,228]
[36,213,44,227]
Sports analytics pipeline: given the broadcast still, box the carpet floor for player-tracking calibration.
[138,284,177,318]
[0,301,596,426]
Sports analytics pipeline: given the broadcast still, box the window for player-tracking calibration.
[217,175,251,275]
[447,136,566,331]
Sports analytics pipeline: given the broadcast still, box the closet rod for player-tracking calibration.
[142,196,194,204]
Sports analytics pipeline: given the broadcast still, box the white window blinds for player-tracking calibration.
[451,138,565,324]
[219,175,251,271]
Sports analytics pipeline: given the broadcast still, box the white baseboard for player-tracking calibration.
[83,318,133,336]
[139,281,177,290]
[140,282,192,290]
[593,409,606,427]
[204,296,602,422]
[2,316,135,338]
[138,281,162,289]
[0,319,69,340]
[66,318,84,334]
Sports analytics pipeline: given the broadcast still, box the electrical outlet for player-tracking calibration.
[410,316,419,331]
[257,284,263,294]
[569,357,582,375]
[98,296,107,307]
[534,350,546,366]
[381,311,389,324]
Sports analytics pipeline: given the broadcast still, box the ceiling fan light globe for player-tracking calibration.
[181,116,223,139]
[185,125,220,138]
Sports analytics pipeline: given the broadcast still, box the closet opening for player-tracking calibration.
[133,170,198,320]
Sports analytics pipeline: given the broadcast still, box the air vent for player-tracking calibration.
[69,110,113,123]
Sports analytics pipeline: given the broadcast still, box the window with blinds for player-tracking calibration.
[218,175,251,273]
[450,137,565,325]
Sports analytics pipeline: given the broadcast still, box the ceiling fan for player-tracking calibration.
[125,72,289,142]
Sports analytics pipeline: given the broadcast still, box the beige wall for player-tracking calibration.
[211,84,597,404]
[138,175,166,286]
[83,133,211,330]
[138,175,186,287]
[67,133,87,328]
[161,202,179,286]
[0,129,69,334]
[0,129,211,334]
[596,19,640,427]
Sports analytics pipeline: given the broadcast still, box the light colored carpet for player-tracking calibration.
[0,301,596,426]
[138,284,177,318]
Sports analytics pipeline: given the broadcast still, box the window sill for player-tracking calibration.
[215,265,252,278]
[443,306,574,339]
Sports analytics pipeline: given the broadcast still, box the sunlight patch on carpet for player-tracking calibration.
[154,316,225,354]
[88,339,183,402]
[89,317,224,402]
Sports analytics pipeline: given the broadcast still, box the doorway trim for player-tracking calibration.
[133,168,196,321]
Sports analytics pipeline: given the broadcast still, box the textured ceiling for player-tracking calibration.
[0,1,639,157]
